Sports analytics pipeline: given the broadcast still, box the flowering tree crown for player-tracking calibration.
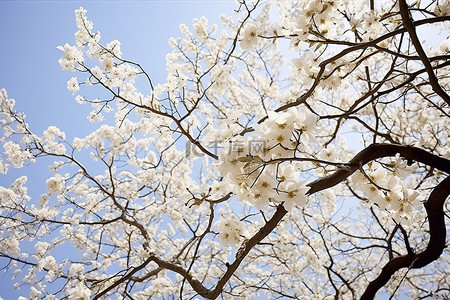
[1,0,449,299]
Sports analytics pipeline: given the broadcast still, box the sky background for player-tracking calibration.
[0,1,235,298]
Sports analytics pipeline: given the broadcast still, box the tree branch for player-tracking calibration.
[108,205,289,299]
[304,143,449,299]
[399,0,450,105]
[203,204,288,299]
[306,143,450,195]
[360,175,450,299]
[92,256,154,300]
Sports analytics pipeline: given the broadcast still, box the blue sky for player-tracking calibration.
[0,1,235,298]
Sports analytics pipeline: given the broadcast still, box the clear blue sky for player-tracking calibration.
[0,1,234,298]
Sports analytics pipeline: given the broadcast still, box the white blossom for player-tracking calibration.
[66,282,91,300]
[3,141,34,168]
[240,23,259,50]
[56,43,84,71]
[216,214,246,246]
[434,0,450,16]
[30,287,43,298]
[67,77,80,93]
[46,174,65,194]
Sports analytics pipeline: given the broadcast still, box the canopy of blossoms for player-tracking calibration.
[0,0,449,299]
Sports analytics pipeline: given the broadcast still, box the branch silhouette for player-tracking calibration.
[306,143,450,195]
[361,175,450,299]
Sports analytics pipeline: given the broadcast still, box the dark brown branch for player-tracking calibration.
[276,16,450,113]
[83,65,218,159]
[306,143,450,195]
[93,256,154,300]
[360,175,450,299]
[180,203,215,297]
[304,142,450,299]
[112,205,288,299]
[149,255,211,296]
[203,204,288,299]
[399,0,450,105]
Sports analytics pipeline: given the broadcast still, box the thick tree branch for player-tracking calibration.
[306,143,450,195]
[399,0,450,105]
[203,204,288,299]
[276,16,450,113]
[149,255,211,296]
[305,143,449,299]
[360,175,450,299]
[109,205,289,299]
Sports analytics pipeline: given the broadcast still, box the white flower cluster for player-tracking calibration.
[46,174,65,194]
[1,91,36,173]
[434,0,450,16]
[66,282,91,300]
[3,141,34,168]
[67,77,79,94]
[219,108,318,210]
[58,7,138,106]
[41,126,67,155]
[73,7,93,48]
[0,88,15,123]
[34,241,50,258]
[216,214,246,246]
[240,23,259,50]
[57,43,84,71]
[193,16,217,42]
[0,235,20,256]
[350,155,419,222]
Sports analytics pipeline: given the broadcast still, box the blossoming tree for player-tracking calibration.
[1,0,450,299]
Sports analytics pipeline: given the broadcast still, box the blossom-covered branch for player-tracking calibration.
[1,0,449,298]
